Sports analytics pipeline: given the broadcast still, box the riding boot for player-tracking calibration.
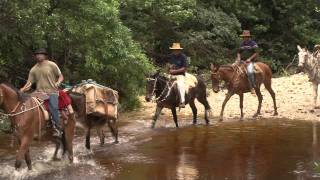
[52,124,62,138]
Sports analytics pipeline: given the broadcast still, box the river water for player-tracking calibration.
[0,117,320,180]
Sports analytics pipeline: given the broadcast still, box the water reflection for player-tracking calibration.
[0,119,320,180]
[176,150,199,180]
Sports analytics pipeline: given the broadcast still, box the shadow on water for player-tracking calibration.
[1,118,320,180]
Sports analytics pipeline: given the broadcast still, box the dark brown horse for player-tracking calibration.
[68,92,118,150]
[210,63,278,121]
[145,72,211,128]
[0,83,75,170]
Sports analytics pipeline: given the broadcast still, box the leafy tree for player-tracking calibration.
[0,0,153,110]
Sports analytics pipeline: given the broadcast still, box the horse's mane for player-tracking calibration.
[1,83,30,101]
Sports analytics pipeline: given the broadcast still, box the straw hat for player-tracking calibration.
[239,30,252,37]
[315,44,320,49]
[169,43,183,50]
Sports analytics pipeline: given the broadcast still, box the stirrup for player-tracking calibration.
[53,129,61,137]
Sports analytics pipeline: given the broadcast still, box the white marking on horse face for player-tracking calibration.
[298,49,307,67]
[0,87,3,106]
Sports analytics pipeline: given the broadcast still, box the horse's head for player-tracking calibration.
[145,71,161,102]
[210,64,220,93]
[297,45,308,72]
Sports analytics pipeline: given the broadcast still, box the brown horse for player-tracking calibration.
[0,83,75,170]
[210,63,278,121]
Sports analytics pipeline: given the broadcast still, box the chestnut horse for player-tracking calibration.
[0,83,75,170]
[210,63,278,121]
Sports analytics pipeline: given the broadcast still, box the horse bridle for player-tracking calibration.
[146,77,158,98]
[146,76,171,102]
[211,71,222,90]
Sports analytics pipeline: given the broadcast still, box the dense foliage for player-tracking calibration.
[0,0,319,109]
[0,0,153,109]
[121,0,320,71]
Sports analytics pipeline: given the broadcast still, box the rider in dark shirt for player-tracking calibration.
[168,43,187,108]
[236,30,258,94]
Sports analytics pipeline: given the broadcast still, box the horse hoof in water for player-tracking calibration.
[273,112,279,116]
[52,157,61,161]
[253,113,261,118]
[113,140,119,144]
[15,160,22,170]
[314,106,320,109]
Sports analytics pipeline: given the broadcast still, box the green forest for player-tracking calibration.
[0,0,319,110]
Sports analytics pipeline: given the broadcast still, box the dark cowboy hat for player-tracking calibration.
[34,48,48,55]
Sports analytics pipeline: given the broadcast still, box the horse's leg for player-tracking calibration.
[61,131,67,156]
[312,81,319,109]
[64,114,75,163]
[52,138,61,161]
[107,119,119,144]
[189,99,197,125]
[197,96,211,125]
[24,148,32,170]
[253,88,263,118]
[85,127,91,150]
[264,79,278,115]
[171,107,179,128]
[220,93,233,121]
[239,93,244,120]
[96,126,105,146]
[15,135,31,170]
[151,106,163,128]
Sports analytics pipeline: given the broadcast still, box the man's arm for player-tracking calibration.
[20,70,34,92]
[51,61,64,87]
[55,74,64,87]
[170,67,186,75]
[246,52,258,62]
[236,52,241,63]
[246,41,258,62]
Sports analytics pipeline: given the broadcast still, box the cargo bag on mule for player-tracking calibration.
[71,80,119,119]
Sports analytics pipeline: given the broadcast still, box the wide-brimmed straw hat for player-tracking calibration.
[34,48,48,55]
[315,44,320,49]
[239,30,252,37]
[169,43,183,50]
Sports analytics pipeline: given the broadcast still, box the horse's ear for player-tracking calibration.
[154,69,161,77]
[297,45,302,51]
[210,63,215,71]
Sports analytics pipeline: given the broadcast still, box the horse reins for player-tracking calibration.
[211,65,240,91]
[0,97,44,117]
[147,77,174,103]
[211,71,224,91]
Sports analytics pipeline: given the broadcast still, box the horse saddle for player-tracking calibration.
[30,92,50,121]
[30,91,73,121]
[234,63,262,76]
[169,73,198,94]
